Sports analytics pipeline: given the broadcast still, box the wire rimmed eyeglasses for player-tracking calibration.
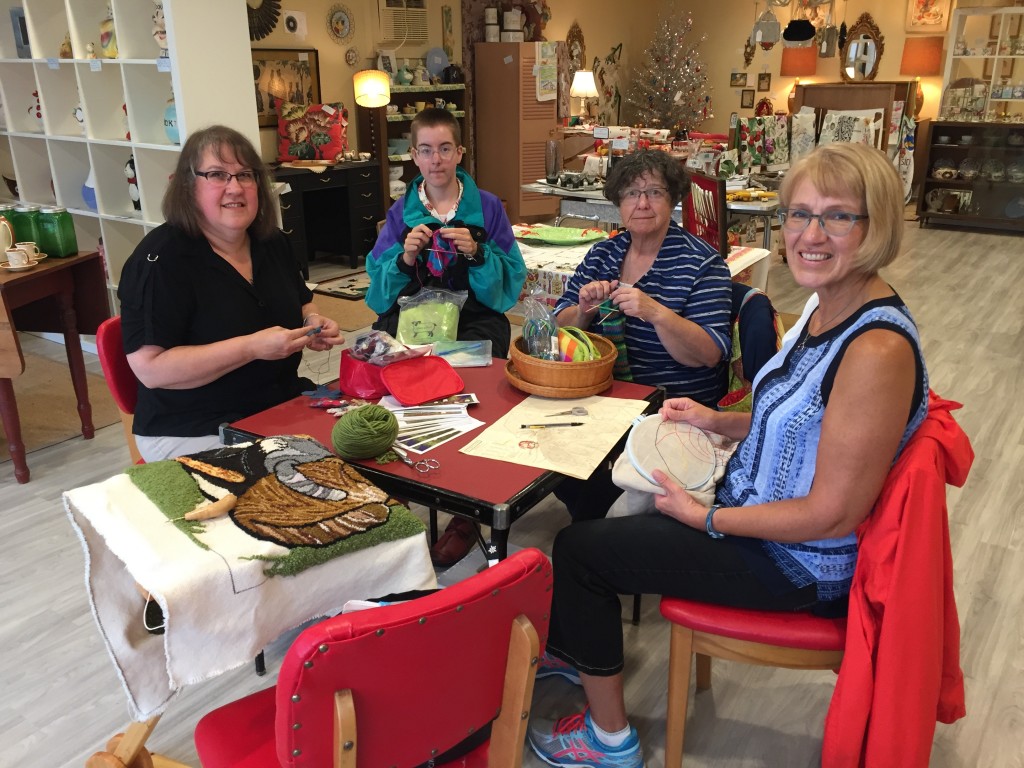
[193,169,258,187]
[412,145,460,160]
[777,208,868,236]
[621,187,669,203]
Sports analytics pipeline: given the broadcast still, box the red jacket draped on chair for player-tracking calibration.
[823,392,972,767]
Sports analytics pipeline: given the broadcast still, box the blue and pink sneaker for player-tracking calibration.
[535,651,582,685]
[528,709,644,768]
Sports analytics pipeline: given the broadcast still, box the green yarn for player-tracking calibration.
[332,404,399,459]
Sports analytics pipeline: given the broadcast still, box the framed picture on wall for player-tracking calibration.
[757,72,771,92]
[983,56,1014,81]
[730,71,748,88]
[251,48,321,127]
[905,0,951,33]
[740,89,755,109]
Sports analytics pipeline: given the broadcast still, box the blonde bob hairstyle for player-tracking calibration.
[779,142,904,274]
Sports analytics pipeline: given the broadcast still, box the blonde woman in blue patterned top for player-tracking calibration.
[529,142,927,768]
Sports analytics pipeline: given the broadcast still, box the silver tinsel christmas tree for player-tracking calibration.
[626,11,713,132]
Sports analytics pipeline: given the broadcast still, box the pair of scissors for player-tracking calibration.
[392,444,440,473]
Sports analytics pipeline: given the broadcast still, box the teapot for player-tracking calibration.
[0,215,12,252]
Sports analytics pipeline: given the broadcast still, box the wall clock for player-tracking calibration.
[327,4,354,44]
[247,0,281,41]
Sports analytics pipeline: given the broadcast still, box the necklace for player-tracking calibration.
[797,288,866,350]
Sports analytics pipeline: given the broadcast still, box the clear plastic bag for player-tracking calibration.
[521,290,558,359]
[396,289,468,346]
[350,330,427,367]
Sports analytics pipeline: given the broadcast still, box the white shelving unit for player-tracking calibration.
[941,7,1024,122]
[0,0,258,306]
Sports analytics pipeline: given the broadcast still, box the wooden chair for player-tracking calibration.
[96,316,143,464]
[683,170,729,256]
[659,394,971,767]
[194,547,553,768]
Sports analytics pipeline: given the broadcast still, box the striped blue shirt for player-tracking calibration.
[554,221,732,404]
[718,295,929,600]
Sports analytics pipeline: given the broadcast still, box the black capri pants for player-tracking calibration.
[545,513,822,677]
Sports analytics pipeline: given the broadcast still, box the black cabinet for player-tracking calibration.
[273,162,384,276]
[917,120,1024,233]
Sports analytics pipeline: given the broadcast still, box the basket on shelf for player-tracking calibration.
[506,332,616,397]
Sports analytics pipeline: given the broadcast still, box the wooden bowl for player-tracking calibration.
[508,332,616,390]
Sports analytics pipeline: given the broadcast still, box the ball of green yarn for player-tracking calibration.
[331,404,399,459]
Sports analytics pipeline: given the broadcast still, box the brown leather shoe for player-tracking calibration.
[430,517,478,567]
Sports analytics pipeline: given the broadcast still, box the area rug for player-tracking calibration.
[316,271,371,299]
[0,354,120,462]
[313,293,378,333]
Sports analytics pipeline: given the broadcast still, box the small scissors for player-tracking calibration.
[392,444,441,474]
[546,406,589,417]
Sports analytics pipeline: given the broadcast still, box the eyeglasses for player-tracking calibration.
[193,169,258,187]
[413,145,459,160]
[621,187,669,203]
[778,208,868,236]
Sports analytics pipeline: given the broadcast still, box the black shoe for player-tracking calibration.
[144,597,165,635]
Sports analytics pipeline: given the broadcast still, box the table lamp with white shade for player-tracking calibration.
[353,69,391,107]
[570,70,599,121]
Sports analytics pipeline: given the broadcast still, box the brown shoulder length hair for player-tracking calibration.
[162,125,277,241]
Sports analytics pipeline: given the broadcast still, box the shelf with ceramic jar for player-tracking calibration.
[0,0,256,309]
[356,84,466,205]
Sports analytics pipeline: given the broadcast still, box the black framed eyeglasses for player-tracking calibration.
[778,208,868,236]
[193,169,258,187]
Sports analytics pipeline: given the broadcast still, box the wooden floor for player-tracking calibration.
[2,222,1021,767]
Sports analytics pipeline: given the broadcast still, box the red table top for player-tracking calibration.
[230,362,658,507]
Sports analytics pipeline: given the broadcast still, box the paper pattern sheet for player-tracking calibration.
[535,41,558,102]
[460,394,649,479]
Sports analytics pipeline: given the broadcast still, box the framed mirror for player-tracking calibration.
[841,13,885,82]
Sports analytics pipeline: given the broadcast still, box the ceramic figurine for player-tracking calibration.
[100,5,118,59]
[152,1,168,56]
[125,155,141,211]
[415,65,430,84]
[397,60,415,85]
[59,32,73,59]
[85,42,96,59]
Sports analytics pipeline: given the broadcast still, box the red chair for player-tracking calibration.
[195,547,553,768]
[96,316,143,464]
[659,394,971,767]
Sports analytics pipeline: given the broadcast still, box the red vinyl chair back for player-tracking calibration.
[683,170,728,256]
[195,547,553,768]
[96,316,143,464]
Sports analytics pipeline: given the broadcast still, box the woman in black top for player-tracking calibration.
[118,125,344,462]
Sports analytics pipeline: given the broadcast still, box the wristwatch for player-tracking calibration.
[705,504,725,539]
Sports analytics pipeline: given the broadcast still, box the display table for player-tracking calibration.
[520,182,780,250]
[0,251,109,483]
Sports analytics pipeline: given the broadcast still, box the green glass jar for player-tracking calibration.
[10,203,41,244]
[38,206,79,258]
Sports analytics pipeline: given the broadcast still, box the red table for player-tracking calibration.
[227,364,662,558]
[0,251,109,483]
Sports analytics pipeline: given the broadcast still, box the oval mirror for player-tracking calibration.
[840,13,884,82]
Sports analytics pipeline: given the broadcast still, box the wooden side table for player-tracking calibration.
[0,251,109,483]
